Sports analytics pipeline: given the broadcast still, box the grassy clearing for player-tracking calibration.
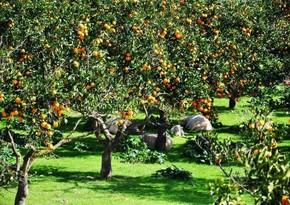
[0,98,289,205]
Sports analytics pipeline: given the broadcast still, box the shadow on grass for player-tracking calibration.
[215,105,233,113]
[273,111,289,118]
[30,165,214,205]
[52,136,104,158]
[214,125,240,136]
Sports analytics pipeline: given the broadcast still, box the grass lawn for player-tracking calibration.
[0,97,289,205]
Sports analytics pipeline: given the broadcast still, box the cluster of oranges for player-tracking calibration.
[189,97,213,118]
[119,110,134,120]
[76,22,88,41]
[1,95,26,121]
[50,101,69,117]
[248,119,273,133]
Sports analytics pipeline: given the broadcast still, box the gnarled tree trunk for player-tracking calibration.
[90,112,149,179]
[100,141,113,179]
[14,172,29,205]
[14,149,35,205]
[155,109,168,151]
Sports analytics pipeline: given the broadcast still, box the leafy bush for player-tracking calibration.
[238,103,287,145]
[211,144,290,205]
[73,141,91,152]
[245,146,290,205]
[117,136,167,164]
[209,179,242,205]
[153,165,193,181]
[182,132,236,165]
[0,141,16,187]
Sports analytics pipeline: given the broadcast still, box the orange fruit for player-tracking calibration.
[57,109,64,115]
[265,151,272,158]
[248,123,255,129]
[32,108,38,114]
[253,149,259,155]
[282,195,289,205]
[1,111,7,117]
[18,116,24,122]
[258,119,265,126]
[41,121,48,128]
[52,90,57,95]
[53,121,59,128]
[36,131,42,137]
[196,19,204,25]
[40,113,47,120]
[47,131,53,137]
[47,143,54,150]
[15,97,21,104]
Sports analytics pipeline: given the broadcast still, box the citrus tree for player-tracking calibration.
[1,0,289,204]
[0,0,136,203]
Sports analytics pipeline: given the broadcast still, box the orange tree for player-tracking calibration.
[194,0,290,108]
[66,0,290,152]
[1,0,289,203]
[210,104,290,204]
[92,0,226,151]
[0,0,138,204]
[91,0,290,149]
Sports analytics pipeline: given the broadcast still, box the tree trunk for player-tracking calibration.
[14,149,35,205]
[155,110,168,151]
[100,141,113,179]
[229,97,236,109]
[14,172,29,205]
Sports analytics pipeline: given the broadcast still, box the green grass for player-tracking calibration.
[1,136,222,205]
[0,97,289,205]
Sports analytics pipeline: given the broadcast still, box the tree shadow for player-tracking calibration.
[215,105,233,113]
[165,142,195,163]
[52,136,104,158]
[214,125,240,136]
[30,165,214,204]
[273,111,289,118]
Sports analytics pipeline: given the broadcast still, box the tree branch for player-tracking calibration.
[33,117,90,157]
[218,164,254,197]
[22,144,36,172]
[7,129,21,172]
[89,112,113,141]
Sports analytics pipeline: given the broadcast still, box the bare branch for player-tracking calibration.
[22,148,36,173]
[89,112,113,140]
[218,164,254,197]
[7,129,21,172]
[53,132,91,150]
[91,118,105,142]
[33,117,90,157]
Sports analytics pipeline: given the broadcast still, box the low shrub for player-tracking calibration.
[152,165,194,181]
[0,141,16,187]
[182,132,235,165]
[238,104,287,145]
[117,136,167,164]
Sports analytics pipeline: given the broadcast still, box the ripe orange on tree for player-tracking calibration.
[15,97,21,104]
